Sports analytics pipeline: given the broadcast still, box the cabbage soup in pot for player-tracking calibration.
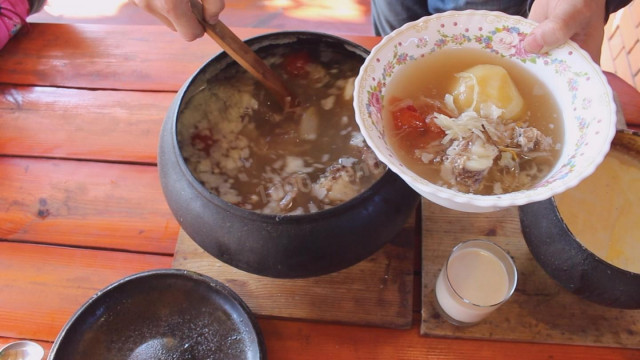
[178,43,386,215]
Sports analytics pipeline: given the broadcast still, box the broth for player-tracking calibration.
[383,47,563,194]
[178,44,385,215]
[556,146,640,273]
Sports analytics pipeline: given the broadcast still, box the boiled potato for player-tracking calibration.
[450,64,524,119]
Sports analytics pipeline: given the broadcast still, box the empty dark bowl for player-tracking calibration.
[157,31,419,278]
[519,130,640,309]
[48,269,266,360]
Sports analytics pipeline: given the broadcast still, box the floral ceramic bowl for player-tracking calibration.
[354,10,617,212]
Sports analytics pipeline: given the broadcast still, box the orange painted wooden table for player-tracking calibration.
[0,23,638,359]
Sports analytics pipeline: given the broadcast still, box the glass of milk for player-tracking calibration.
[435,239,517,326]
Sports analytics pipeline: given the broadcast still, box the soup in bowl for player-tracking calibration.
[354,10,617,212]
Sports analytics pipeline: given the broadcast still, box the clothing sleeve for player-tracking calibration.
[527,0,633,20]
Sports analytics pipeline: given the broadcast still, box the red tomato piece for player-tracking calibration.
[283,51,311,77]
[392,105,424,130]
[392,105,446,149]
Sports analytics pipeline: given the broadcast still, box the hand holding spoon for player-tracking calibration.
[189,0,295,108]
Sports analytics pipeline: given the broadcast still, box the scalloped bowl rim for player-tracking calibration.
[353,10,617,212]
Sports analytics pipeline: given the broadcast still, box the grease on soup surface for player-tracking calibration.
[383,48,563,194]
[178,46,385,215]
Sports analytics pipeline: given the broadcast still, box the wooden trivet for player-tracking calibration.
[421,199,640,348]
[173,213,416,329]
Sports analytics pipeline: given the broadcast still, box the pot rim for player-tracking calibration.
[48,268,266,359]
[547,196,640,277]
[546,129,640,277]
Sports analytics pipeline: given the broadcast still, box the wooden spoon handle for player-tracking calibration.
[189,0,293,108]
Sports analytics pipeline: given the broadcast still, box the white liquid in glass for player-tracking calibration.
[436,247,510,324]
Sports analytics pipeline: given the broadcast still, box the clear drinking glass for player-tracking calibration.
[434,239,517,326]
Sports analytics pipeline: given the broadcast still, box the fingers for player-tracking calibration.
[163,0,205,41]
[524,0,606,62]
[524,19,603,62]
[525,1,584,54]
[523,19,570,55]
[132,0,216,41]
[140,4,178,32]
[202,0,225,24]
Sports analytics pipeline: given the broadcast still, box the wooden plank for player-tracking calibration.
[421,199,640,348]
[0,242,172,341]
[0,85,174,162]
[0,24,216,91]
[2,319,639,360]
[258,317,640,360]
[0,24,380,91]
[3,316,639,360]
[173,213,416,329]
[0,157,179,254]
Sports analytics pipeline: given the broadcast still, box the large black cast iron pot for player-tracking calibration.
[519,130,640,309]
[158,31,419,278]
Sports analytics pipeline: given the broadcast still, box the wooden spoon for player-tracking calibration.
[189,0,294,108]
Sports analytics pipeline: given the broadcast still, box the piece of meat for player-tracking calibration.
[511,127,552,153]
[441,136,498,191]
[312,164,359,204]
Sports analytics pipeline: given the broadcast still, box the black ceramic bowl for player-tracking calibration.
[158,31,419,278]
[48,269,265,360]
[519,130,640,309]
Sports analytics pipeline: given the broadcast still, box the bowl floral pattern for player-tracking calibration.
[354,11,617,212]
